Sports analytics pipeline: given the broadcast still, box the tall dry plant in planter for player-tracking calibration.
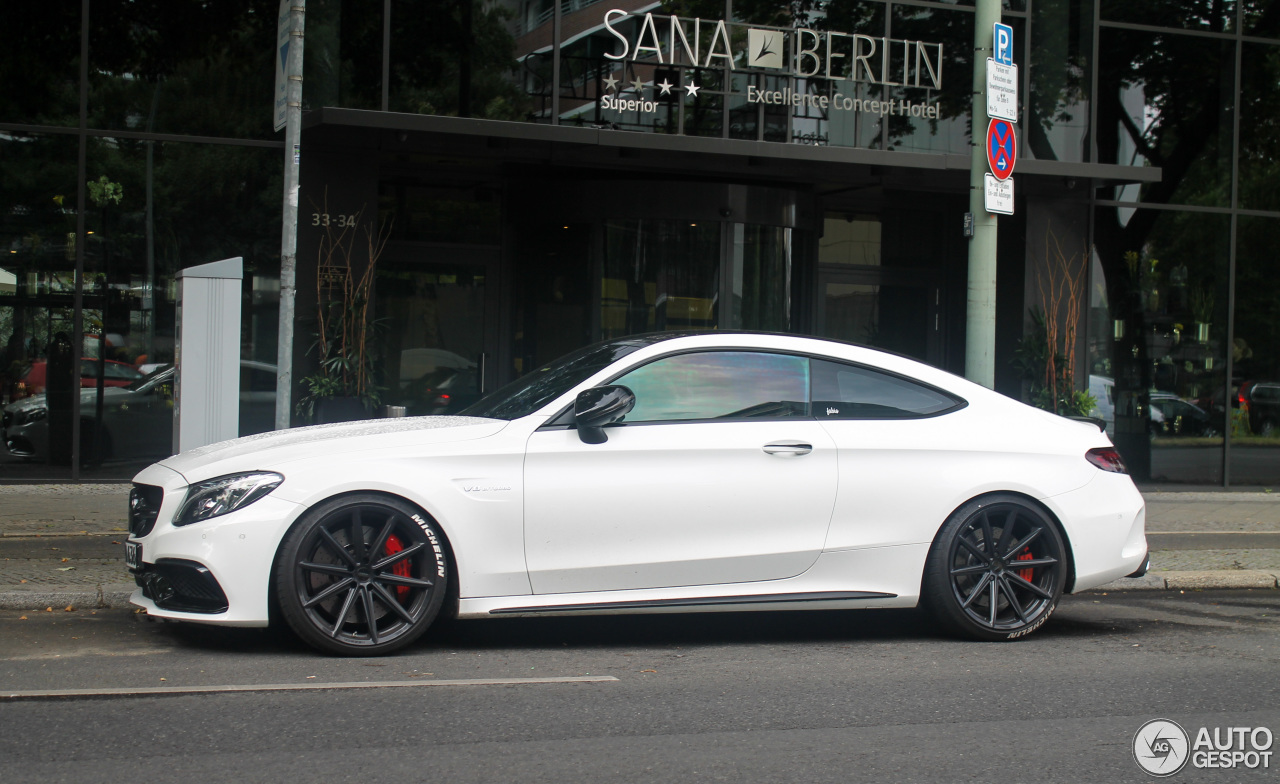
[1013,226,1096,417]
[296,202,392,424]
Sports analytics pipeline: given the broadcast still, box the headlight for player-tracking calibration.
[13,407,46,425]
[174,472,283,526]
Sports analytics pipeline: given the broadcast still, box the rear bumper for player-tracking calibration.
[1039,471,1148,593]
[1126,552,1152,578]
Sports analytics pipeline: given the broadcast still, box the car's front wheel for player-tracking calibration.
[922,494,1066,641]
[275,494,448,656]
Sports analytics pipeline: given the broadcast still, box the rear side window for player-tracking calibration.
[811,359,963,419]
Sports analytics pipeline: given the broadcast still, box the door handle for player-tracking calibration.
[762,442,813,456]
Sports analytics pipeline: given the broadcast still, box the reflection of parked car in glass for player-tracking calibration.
[14,359,144,400]
[404,366,480,415]
[1149,393,1217,438]
[1088,375,1115,437]
[1090,377,1217,438]
[395,348,479,415]
[1237,380,1280,436]
[3,361,277,463]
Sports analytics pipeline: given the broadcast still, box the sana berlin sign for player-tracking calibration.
[986,119,1017,181]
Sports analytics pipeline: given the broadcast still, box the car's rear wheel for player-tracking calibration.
[922,494,1066,641]
[275,494,448,656]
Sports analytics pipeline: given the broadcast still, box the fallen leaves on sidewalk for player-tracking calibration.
[55,567,75,572]
[64,605,74,612]
[18,616,27,621]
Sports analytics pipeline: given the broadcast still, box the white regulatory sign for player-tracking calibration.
[984,173,1014,215]
[987,59,1018,121]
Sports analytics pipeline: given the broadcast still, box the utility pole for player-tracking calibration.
[275,1,305,430]
[965,0,1002,389]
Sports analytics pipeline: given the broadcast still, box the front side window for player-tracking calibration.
[811,359,962,419]
[614,351,810,423]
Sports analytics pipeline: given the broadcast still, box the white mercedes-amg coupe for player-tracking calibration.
[126,332,1148,655]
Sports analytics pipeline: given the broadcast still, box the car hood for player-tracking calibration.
[4,386,136,415]
[155,415,509,483]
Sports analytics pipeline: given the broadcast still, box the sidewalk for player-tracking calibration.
[0,485,1277,610]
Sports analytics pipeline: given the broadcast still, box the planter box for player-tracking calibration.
[313,396,370,425]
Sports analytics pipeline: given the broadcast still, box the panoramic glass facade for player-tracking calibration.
[2,0,1279,486]
[1,3,283,480]
[1089,2,1280,484]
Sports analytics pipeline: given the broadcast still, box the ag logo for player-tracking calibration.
[747,29,783,69]
[1133,719,1190,777]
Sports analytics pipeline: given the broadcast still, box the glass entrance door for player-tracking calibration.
[816,214,944,367]
[817,269,942,366]
[375,247,497,416]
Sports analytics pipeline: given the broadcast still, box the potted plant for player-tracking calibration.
[1190,287,1214,342]
[295,203,391,424]
[1012,228,1096,418]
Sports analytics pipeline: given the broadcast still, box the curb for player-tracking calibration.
[1090,570,1280,592]
[0,584,135,611]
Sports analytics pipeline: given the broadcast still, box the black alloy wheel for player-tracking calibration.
[276,494,448,656]
[923,494,1066,641]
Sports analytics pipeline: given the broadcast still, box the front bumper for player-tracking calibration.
[126,464,304,626]
[132,558,230,613]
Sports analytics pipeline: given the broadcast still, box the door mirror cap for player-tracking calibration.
[574,385,635,444]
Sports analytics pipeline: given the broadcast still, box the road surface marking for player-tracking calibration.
[1,675,619,700]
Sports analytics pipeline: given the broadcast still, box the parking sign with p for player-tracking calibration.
[994,22,1013,66]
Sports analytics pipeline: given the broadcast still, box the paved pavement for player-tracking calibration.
[0,484,1276,611]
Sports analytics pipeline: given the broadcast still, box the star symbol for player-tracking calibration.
[657,79,673,95]
[685,81,701,97]
[602,75,618,92]
[630,78,645,94]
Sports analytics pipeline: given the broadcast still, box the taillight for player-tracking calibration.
[1086,447,1128,474]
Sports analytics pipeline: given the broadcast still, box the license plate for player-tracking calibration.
[125,541,142,572]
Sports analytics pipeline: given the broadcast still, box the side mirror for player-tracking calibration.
[574,385,635,444]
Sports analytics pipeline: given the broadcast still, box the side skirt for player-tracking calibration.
[487,590,896,616]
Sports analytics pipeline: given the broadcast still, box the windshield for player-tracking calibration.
[127,366,174,393]
[461,335,679,420]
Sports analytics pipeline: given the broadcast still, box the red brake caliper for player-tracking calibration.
[384,534,412,602]
[1016,547,1035,583]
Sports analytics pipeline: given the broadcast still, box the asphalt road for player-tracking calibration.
[1,591,1277,783]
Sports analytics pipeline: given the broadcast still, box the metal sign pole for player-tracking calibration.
[275,1,305,430]
[965,0,1002,389]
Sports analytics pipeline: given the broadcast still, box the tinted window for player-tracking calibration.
[1254,385,1280,403]
[614,352,809,423]
[811,359,960,419]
